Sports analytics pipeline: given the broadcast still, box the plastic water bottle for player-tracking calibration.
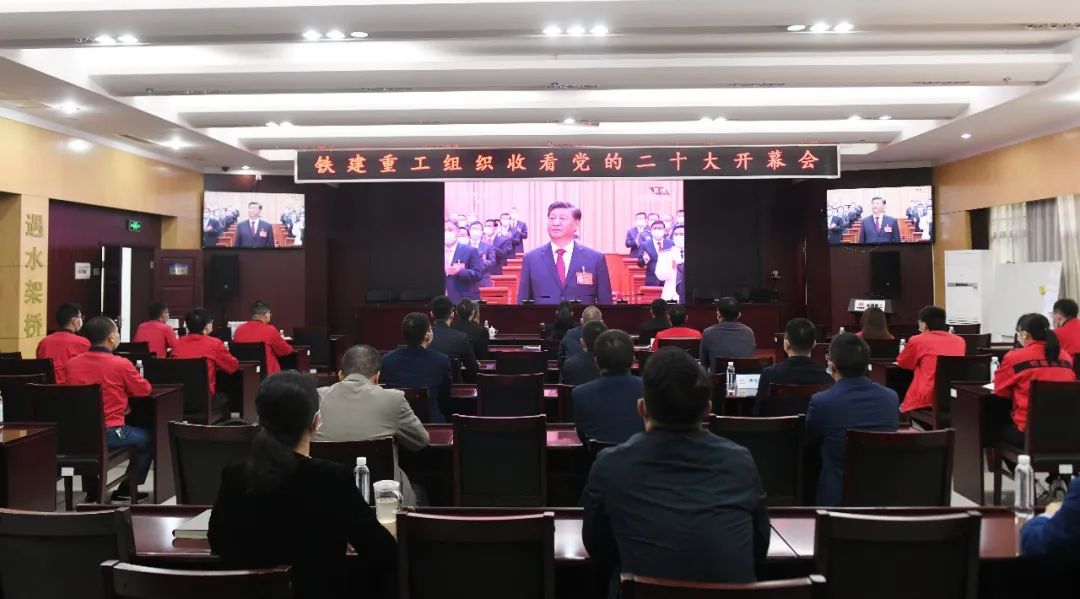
[1015,454,1035,519]
[135,360,144,377]
[899,338,907,354]
[949,325,956,334]
[354,457,371,504]
[725,361,736,398]
[0,389,4,424]
[990,356,1000,381]
[838,326,846,335]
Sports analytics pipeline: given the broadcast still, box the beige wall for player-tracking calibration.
[932,127,1080,304]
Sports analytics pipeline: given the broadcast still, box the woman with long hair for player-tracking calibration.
[547,300,575,341]
[209,371,396,598]
[857,306,894,340]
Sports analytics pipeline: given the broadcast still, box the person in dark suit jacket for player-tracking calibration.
[517,201,612,305]
[561,320,607,386]
[827,211,847,245]
[208,371,396,599]
[505,208,528,256]
[1022,477,1080,560]
[638,298,671,347]
[484,219,512,275]
[625,212,647,258]
[637,220,674,286]
[233,201,276,248]
[467,222,495,286]
[806,333,900,506]
[443,220,484,303]
[754,318,833,415]
[572,329,645,445]
[559,305,603,365]
[203,215,223,247]
[857,197,902,244]
[428,296,479,382]
[380,312,453,423]
[451,298,490,360]
[582,347,769,593]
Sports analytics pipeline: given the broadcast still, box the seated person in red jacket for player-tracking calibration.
[1052,298,1080,356]
[896,305,966,414]
[133,301,178,358]
[232,300,293,374]
[651,304,702,351]
[171,307,240,419]
[36,302,90,383]
[64,316,154,502]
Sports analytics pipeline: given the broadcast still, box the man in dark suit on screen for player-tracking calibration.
[517,201,612,305]
[827,209,847,245]
[625,212,647,258]
[233,201,276,248]
[443,220,484,303]
[637,220,674,286]
[857,197,901,244]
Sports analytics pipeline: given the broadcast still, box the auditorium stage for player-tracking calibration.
[355,302,786,350]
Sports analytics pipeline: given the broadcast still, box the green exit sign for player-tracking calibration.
[127,220,143,232]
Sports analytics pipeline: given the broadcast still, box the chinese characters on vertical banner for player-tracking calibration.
[296,145,839,182]
[23,212,45,338]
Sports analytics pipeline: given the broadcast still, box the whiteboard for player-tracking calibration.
[987,261,1062,340]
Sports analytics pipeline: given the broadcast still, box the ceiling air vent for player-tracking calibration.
[117,133,157,146]
[1024,23,1080,30]
[728,82,786,88]
[912,80,971,86]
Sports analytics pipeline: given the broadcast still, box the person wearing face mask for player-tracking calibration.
[661,214,675,237]
[507,207,529,256]
[637,220,674,287]
[467,221,494,287]
[675,209,685,227]
[36,302,90,383]
[637,212,661,250]
[170,307,240,422]
[655,225,686,302]
[484,218,512,275]
[626,211,648,258]
[827,207,847,245]
[443,219,483,303]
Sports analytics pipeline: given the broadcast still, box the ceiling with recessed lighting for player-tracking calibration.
[0,0,1077,174]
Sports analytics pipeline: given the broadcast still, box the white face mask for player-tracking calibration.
[651,229,666,240]
[444,231,458,245]
[676,216,684,225]
[672,235,685,248]
[483,227,495,237]
[635,219,646,228]
[469,229,482,240]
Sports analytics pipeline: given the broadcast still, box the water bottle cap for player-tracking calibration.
[1018,455,1030,466]
[356,457,367,466]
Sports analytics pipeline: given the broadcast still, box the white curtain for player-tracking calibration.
[1058,194,1080,300]
[990,202,1028,264]
[1026,198,1060,262]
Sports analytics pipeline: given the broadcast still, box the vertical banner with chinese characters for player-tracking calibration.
[295,145,839,183]
[0,194,48,356]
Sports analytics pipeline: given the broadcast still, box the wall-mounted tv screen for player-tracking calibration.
[202,191,305,249]
[826,185,932,245]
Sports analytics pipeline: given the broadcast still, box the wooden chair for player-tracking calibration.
[908,355,990,430]
[476,373,545,417]
[864,338,901,360]
[397,511,554,599]
[292,326,331,371]
[115,342,150,354]
[635,349,653,373]
[101,561,292,599]
[144,358,227,424]
[709,416,806,506]
[229,342,268,379]
[26,384,138,509]
[541,338,561,361]
[992,381,1080,504]
[814,510,980,599]
[0,507,135,599]
[957,334,991,357]
[0,357,55,383]
[402,387,433,423]
[310,438,396,499]
[554,384,575,422]
[492,350,548,375]
[949,323,981,335]
[0,351,22,359]
[452,415,547,506]
[0,373,47,421]
[758,384,833,417]
[169,421,259,505]
[842,429,954,507]
[712,356,775,375]
[659,337,701,358]
[620,575,826,598]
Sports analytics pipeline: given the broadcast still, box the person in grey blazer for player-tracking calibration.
[315,344,430,505]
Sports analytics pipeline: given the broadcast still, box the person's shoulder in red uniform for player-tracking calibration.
[1055,317,1080,356]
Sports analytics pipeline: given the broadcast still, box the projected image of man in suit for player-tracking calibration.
[517,201,612,305]
[856,196,901,244]
[233,201,276,248]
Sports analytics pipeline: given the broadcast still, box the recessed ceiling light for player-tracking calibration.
[562,117,576,124]
[543,25,562,36]
[878,115,892,120]
[279,121,293,127]
[787,24,807,32]
[162,138,187,151]
[833,22,854,33]
[566,24,586,36]
[117,34,139,44]
[94,34,116,45]
[961,133,972,139]
[241,165,251,170]
[325,29,346,40]
[699,116,713,123]
[848,115,862,121]
[809,22,831,33]
[265,121,278,127]
[57,101,81,115]
[590,25,609,36]
[302,30,322,41]
[349,31,369,38]
[1066,91,1080,102]
[67,138,91,153]
[713,116,727,122]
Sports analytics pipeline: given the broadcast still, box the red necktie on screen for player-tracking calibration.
[875,217,881,231]
[556,249,567,287]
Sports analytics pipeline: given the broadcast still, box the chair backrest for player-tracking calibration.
[634,349,652,373]
[932,355,991,427]
[657,337,700,358]
[0,373,47,421]
[949,323,981,335]
[397,511,554,599]
[814,510,980,599]
[0,351,22,359]
[708,416,805,506]
[541,339,561,361]
[145,358,211,422]
[115,352,154,368]
[476,373,545,417]
[452,414,547,506]
[554,384,574,422]
[229,342,268,378]
[864,338,901,360]
[492,351,548,375]
[27,383,107,458]
[0,358,55,383]
[712,356,775,375]
[102,561,292,599]
[1026,381,1080,458]
[957,334,991,357]
[115,342,150,354]
[761,384,833,417]
[842,429,954,506]
[620,575,825,599]
[587,438,618,462]
[169,421,259,504]
[310,438,396,497]
[292,326,330,369]
[401,387,433,423]
[0,507,134,599]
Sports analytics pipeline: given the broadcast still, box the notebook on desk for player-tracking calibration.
[173,509,212,540]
